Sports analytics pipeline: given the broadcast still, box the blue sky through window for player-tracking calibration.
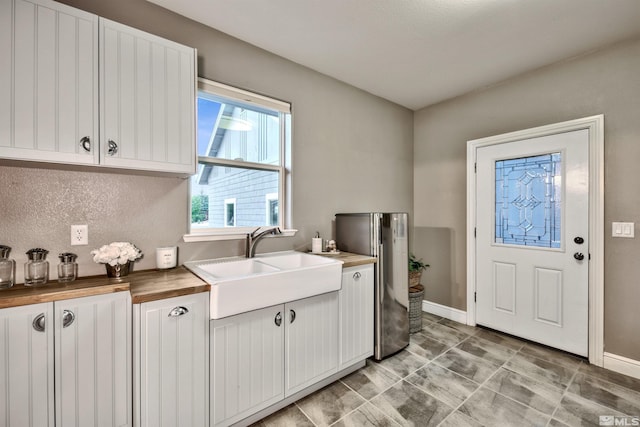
[197,97,221,155]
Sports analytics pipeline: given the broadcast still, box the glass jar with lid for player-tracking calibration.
[24,248,49,286]
[57,252,78,283]
[0,245,16,289]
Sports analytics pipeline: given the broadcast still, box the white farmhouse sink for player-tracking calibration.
[184,251,343,319]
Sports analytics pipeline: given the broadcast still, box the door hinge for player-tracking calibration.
[474,227,477,238]
[589,253,591,260]
[474,292,477,303]
[474,162,477,173]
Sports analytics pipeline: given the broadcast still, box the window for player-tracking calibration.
[224,198,236,227]
[265,193,278,226]
[189,78,291,236]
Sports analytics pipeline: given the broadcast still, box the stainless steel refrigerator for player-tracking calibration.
[335,213,409,360]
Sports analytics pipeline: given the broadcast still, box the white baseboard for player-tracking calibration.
[603,352,640,380]
[422,299,467,324]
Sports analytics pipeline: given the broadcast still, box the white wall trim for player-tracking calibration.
[422,300,467,324]
[466,115,605,366]
[603,352,640,380]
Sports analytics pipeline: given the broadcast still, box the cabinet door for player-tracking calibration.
[100,18,196,174]
[55,291,131,427]
[285,292,339,396]
[0,0,99,165]
[339,265,374,370]
[138,293,209,427]
[211,305,284,427]
[0,302,54,427]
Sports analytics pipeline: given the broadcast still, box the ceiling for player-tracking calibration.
[147,0,640,111]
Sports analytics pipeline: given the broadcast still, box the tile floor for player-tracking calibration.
[252,312,640,427]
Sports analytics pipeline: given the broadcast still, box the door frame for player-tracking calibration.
[466,115,604,366]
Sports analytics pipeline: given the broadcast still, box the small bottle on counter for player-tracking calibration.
[0,245,16,289]
[24,248,49,286]
[57,252,78,283]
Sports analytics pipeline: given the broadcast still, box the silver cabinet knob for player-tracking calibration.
[353,272,361,280]
[168,306,189,317]
[80,136,91,152]
[274,312,282,327]
[289,309,296,324]
[32,313,46,332]
[107,139,118,156]
[62,310,75,328]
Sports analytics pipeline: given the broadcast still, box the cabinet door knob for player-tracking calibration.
[353,272,361,280]
[274,312,282,327]
[80,136,91,152]
[107,139,118,156]
[62,310,75,328]
[289,309,296,324]
[32,313,46,332]
[168,306,189,317]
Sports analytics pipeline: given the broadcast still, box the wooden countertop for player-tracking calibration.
[315,251,376,268]
[0,276,130,309]
[0,266,208,308]
[0,254,372,309]
[128,266,209,304]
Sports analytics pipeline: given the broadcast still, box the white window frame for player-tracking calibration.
[184,78,296,242]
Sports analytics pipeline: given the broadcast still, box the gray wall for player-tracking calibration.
[414,37,640,360]
[0,0,413,283]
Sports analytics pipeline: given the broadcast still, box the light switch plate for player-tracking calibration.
[612,222,634,238]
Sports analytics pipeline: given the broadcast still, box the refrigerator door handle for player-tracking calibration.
[378,243,384,302]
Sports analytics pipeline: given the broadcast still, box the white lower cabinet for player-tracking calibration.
[285,292,339,396]
[211,292,339,427]
[0,291,132,427]
[134,292,209,427]
[339,264,374,370]
[0,302,54,427]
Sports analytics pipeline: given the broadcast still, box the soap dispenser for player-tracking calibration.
[0,245,16,289]
[24,248,49,286]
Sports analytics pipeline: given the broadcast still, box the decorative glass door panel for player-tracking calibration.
[495,153,562,248]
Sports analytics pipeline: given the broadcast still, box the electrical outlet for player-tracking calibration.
[71,225,88,245]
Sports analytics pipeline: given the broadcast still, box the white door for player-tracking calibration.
[56,292,132,427]
[0,302,54,427]
[285,292,339,397]
[0,0,99,165]
[339,265,374,370]
[475,129,589,356]
[210,305,284,427]
[138,293,209,427]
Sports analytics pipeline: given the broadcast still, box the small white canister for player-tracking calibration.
[156,246,177,269]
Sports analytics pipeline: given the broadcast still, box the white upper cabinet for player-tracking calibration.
[0,0,196,174]
[0,0,99,165]
[100,18,196,174]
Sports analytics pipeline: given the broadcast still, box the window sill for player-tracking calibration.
[183,229,298,243]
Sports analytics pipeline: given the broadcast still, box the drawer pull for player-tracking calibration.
[32,313,45,332]
[62,310,75,328]
[168,306,189,317]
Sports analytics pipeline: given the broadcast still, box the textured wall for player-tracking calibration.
[414,37,640,360]
[0,0,413,283]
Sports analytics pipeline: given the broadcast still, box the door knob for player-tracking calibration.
[574,237,584,244]
[573,252,585,261]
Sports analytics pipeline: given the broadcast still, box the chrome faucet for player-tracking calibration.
[245,227,282,258]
